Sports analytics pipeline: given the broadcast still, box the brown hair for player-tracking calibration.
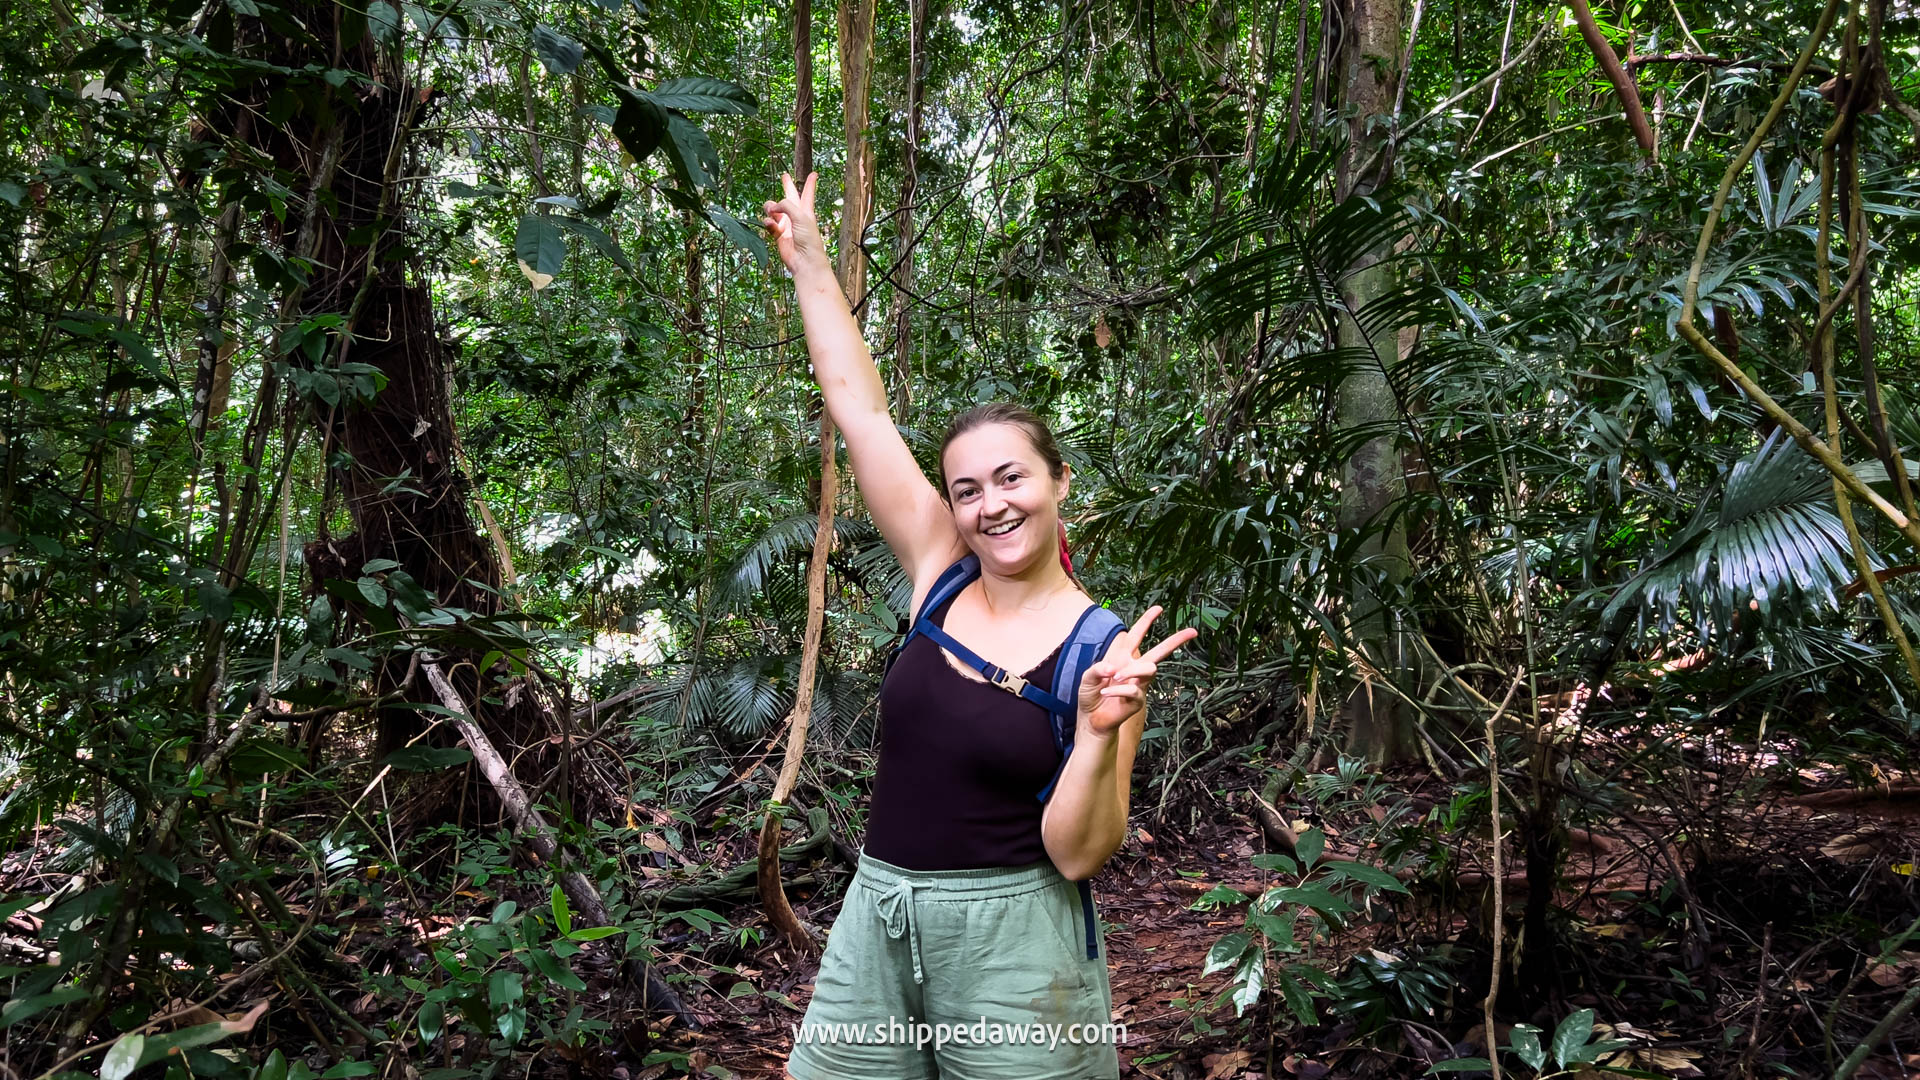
[937,402,1079,580]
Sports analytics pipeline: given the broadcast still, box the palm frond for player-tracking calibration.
[714,513,879,611]
[1612,433,1866,631]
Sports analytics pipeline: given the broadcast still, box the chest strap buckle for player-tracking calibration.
[990,668,1030,696]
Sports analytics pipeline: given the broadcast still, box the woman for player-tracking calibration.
[765,172,1196,1080]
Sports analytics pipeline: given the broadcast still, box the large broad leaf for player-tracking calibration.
[611,88,668,163]
[1228,942,1267,1016]
[514,214,566,289]
[553,215,633,273]
[1550,1008,1597,1068]
[662,113,721,191]
[647,76,758,116]
[531,24,583,74]
[380,746,474,772]
[706,208,768,266]
[1202,931,1252,977]
[367,0,402,43]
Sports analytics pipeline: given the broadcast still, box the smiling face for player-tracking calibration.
[940,421,1070,576]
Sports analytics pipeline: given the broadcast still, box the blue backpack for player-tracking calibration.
[885,552,1127,959]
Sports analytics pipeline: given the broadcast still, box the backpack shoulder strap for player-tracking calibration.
[1035,604,1128,803]
[889,554,979,662]
[1045,604,1127,961]
[907,555,979,635]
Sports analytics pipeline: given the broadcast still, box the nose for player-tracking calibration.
[982,487,1008,517]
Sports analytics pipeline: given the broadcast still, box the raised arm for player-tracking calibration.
[764,172,963,589]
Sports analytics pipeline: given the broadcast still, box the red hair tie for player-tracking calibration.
[1058,519,1074,577]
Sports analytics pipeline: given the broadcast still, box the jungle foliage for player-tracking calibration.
[1,0,1918,1075]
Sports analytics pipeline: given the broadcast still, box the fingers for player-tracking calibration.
[781,171,800,201]
[801,171,818,204]
[1139,627,1199,665]
[1099,683,1143,702]
[1125,605,1164,651]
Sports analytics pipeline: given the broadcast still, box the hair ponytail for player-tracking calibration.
[1058,519,1081,586]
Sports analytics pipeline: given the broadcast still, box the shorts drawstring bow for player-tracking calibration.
[874,877,925,984]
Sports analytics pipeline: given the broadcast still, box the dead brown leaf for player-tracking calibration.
[1202,1049,1251,1079]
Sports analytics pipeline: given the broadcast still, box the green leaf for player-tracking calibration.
[1551,1008,1597,1067]
[1272,883,1356,919]
[367,0,402,43]
[1246,910,1298,951]
[1296,827,1324,868]
[260,1049,289,1080]
[1202,931,1251,977]
[567,925,624,941]
[582,36,627,83]
[136,852,180,886]
[661,186,704,212]
[101,1034,144,1080]
[706,208,768,266]
[1274,968,1317,1026]
[135,1018,261,1068]
[417,999,443,1043]
[531,24,583,74]
[514,214,566,278]
[355,577,387,608]
[611,89,668,163]
[491,971,525,1043]
[526,947,588,991]
[1322,859,1409,894]
[1250,852,1298,874]
[553,215,634,273]
[446,179,508,199]
[0,986,88,1029]
[379,746,473,772]
[550,885,572,937]
[1426,1058,1494,1074]
[1188,884,1250,911]
[1228,942,1266,1016]
[647,76,758,115]
[489,969,523,1011]
[1511,1024,1547,1070]
[662,113,720,191]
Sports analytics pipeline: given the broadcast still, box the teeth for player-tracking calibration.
[985,519,1023,536]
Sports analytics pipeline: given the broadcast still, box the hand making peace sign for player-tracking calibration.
[761,171,825,275]
[1077,606,1199,737]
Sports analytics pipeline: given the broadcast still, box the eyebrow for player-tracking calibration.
[948,461,1023,491]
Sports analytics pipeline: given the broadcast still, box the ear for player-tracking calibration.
[1057,463,1072,502]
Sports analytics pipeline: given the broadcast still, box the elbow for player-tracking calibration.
[1046,829,1124,882]
[1054,855,1104,882]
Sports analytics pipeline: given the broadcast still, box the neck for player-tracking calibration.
[977,559,1075,613]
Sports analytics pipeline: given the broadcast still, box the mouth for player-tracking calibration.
[983,518,1025,538]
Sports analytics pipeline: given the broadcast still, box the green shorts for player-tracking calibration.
[787,852,1121,1080]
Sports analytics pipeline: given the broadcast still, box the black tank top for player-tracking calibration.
[863,588,1064,870]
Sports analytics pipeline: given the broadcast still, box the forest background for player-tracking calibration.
[3,0,1920,1075]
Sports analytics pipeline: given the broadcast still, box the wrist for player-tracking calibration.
[790,246,836,282]
[1074,715,1122,747]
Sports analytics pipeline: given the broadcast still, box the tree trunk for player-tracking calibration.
[1333,0,1415,763]
[205,2,686,1021]
[885,0,930,419]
